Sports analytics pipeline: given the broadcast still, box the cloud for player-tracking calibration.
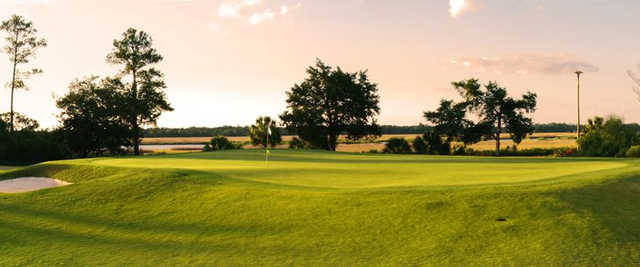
[212,0,301,29]
[450,54,600,75]
[449,0,467,17]
[216,0,262,18]
[449,0,478,17]
[249,9,275,25]
[449,0,550,17]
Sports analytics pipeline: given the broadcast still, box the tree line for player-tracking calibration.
[1,15,172,162]
[143,125,435,138]
[143,123,586,138]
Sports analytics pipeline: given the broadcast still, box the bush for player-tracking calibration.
[423,131,451,155]
[452,145,467,155]
[384,138,412,154]
[203,144,212,152]
[0,129,71,164]
[464,148,557,157]
[289,137,312,150]
[0,118,71,164]
[204,136,238,151]
[412,136,428,154]
[626,146,640,158]
[553,147,577,157]
[578,116,639,157]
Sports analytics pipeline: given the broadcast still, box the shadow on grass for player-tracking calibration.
[545,172,640,258]
[0,216,304,257]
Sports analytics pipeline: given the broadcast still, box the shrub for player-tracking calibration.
[452,145,466,155]
[464,148,556,157]
[203,144,212,152]
[412,136,428,154]
[626,146,640,158]
[423,131,451,155]
[553,147,577,157]
[289,137,312,150]
[0,118,71,164]
[204,136,237,151]
[0,129,71,164]
[578,116,639,157]
[384,138,412,154]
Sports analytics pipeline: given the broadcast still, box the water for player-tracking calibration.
[140,144,204,151]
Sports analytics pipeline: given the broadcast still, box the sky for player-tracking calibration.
[0,0,638,128]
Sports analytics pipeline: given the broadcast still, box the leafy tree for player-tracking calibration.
[384,138,411,154]
[249,116,282,148]
[452,79,537,156]
[56,76,130,157]
[1,15,47,132]
[578,116,639,157]
[280,59,381,151]
[0,117,70,164]
[412,136,428,154]
[107,28,173,155]
[626,146,640,158]
[0,129,70,164]
[422,130,451,155]
[289,137,312,150]
[424,100,489,146]
[424,100,469,142]
[584,116,605,134]
[0,112,39,131]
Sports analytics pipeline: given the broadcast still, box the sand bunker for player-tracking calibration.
[0,178,71,193]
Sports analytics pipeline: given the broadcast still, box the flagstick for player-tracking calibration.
[266,121,271,165]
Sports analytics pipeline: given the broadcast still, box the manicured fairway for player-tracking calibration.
[0,150,638,266]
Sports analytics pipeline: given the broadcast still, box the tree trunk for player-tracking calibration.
[10,83,15,132]
[327,132,338,151]
[133,121,140,156]
[9,49,17,133]
[132,71,141,156]
[496,118,502,157]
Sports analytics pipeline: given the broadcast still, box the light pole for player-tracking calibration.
[575,70,583,142]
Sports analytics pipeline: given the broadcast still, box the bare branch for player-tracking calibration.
[628,67,640,102]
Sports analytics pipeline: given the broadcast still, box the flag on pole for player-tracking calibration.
[266,120,272,163]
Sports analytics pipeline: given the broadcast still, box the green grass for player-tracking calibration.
[0,150,638,266]
[0,166,17,171]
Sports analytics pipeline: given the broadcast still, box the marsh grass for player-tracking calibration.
[143,133,577,153]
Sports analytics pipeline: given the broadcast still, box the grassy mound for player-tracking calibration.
[0,150,638,265]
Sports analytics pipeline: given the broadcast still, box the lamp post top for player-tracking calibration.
[575,70,584,77]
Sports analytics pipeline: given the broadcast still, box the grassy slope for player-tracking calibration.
[0,150,638,266]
